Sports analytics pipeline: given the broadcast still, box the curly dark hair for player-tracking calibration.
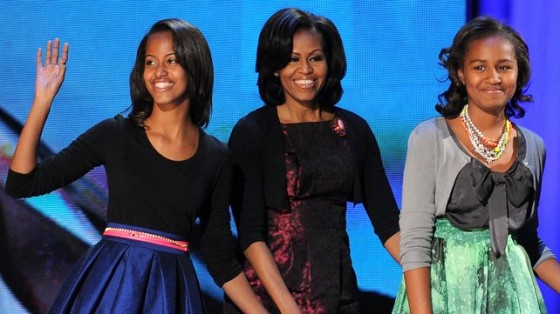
[129,18,213,128]
[436,16,532,118]
[256,8,347,109]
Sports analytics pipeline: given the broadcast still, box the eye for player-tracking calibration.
[309,54,325,62]
[289,56,300,63]
[473,65,485,71]
[498,65,511,71]
[145,59,156,66]
[167,58,178,65]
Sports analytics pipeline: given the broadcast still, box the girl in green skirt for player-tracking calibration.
[394,16,560,313]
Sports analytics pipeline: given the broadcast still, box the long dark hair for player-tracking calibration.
[256,8,347,109]
[436,16,532,118]
[129,18,214,128]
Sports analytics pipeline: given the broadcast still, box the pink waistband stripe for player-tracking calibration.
[103,227,189,252]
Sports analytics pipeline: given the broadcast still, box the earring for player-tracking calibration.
[274,72,279,77]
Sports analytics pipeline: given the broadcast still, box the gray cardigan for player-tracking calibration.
[399,116,554,272]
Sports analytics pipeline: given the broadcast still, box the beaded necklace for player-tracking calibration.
[460,104,511,164]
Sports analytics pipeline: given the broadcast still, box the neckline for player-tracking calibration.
[280,119,334,126]
[442,116,525,174]
[275,106,336,125]
[139,125,204,163]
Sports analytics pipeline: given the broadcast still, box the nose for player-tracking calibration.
[487,68,501,84]
[155,64,167,77]
[299,60,312,74]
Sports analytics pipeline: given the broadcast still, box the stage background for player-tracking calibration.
[472,1,560,312]
[0,1,557,313]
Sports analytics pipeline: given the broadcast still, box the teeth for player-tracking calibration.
[155,82,172,88]
[295,79,314,87]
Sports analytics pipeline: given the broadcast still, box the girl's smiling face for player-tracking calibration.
[143,31,189,110]
[458,36,518,113]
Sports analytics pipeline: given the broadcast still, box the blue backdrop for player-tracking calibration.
[474,0,560,311]
[0,1,556,313]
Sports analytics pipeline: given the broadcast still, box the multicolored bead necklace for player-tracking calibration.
[460,104,511,164]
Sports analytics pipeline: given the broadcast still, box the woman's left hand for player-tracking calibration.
[34,38,69,103]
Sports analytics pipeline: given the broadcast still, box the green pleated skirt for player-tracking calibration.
[392,219,546,313]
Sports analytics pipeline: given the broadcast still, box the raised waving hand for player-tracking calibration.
[10,38,69,174]
[35,38,69,102]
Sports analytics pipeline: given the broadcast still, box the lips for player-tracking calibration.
[484,90,504,95]
[486,87,502,91]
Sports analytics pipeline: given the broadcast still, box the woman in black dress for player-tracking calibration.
[225,8,401,313]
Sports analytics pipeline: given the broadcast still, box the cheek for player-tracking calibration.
[317,64,328,77]
[508,84,517,96]
[179,73,189,88]
[278,76,290,91]
[142,71,150,86]
[502,75,517,94]
[464,84,475,97]
[509,76,519,89]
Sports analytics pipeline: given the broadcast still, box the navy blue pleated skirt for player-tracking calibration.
[49,223,205,314]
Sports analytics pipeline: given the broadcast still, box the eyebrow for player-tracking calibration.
[145,52,176,58]
[291,49,324,55]
[467,58,515,64]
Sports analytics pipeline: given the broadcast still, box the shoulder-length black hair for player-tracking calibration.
[256,8,347,109]
[436,16,532,118]
[129,18,213,128]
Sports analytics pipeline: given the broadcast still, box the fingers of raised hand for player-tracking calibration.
[38,38,69,68]
[61,42,69,66]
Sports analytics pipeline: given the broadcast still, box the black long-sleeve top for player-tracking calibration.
[228,106,400,253]
[5,115,241,286]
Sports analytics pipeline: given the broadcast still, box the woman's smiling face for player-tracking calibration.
[278,28,328,107]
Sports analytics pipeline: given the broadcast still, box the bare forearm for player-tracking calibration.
[222,273,268,314]
[383,231,401,263]
[245,242,301,314]
[12,39,68,173]
[403,267,432,314]
[11,99,52,173]
[535,258,560,293]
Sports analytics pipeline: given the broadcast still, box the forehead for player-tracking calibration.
[146,31,174,53]
[465,35,516,60]
[292,28,324,48]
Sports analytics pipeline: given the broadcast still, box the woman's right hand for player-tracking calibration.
[244,242,302,314]
[35,38,69,103]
